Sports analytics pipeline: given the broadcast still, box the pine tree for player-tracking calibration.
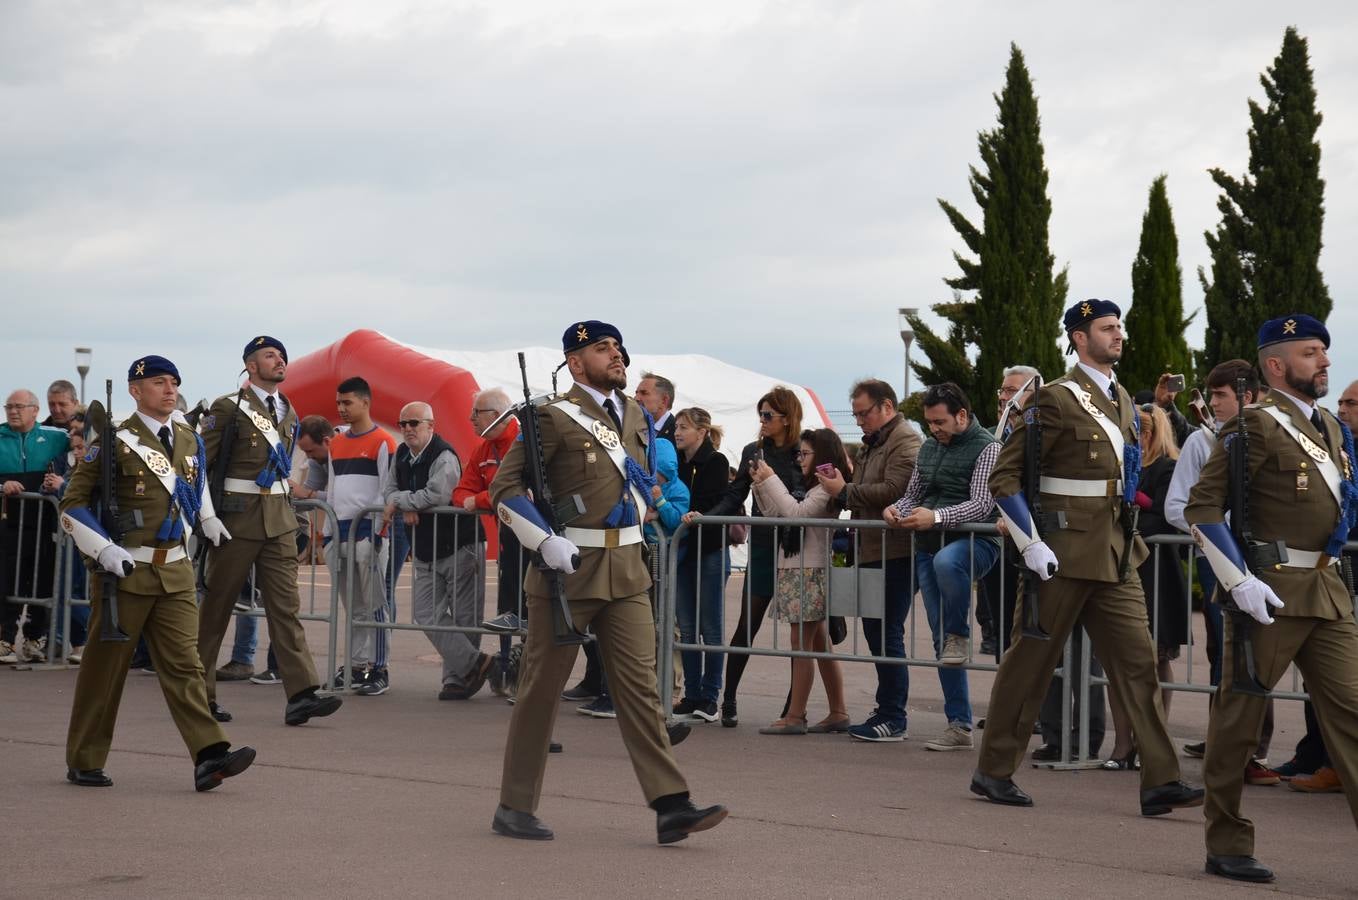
[1199,26,1330,373]
[1121,175,1195,394]
[911,43,1067,423]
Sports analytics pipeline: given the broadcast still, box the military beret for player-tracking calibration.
[562,320,630,368]
[128,355,181,385]
[1257,313,1329,350]
[243,335,288,363]
[1063,298,1122,333]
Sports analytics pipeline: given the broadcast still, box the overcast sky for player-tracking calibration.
[3,1,1355,420]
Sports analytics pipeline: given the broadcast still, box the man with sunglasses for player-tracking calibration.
[197,336,341,726]
[383,401,493,700]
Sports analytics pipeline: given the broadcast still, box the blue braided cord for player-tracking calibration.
[256,439,293,489]
[1123,411,1142,503]
[1326,420,1358,557]
[606,409,658,529]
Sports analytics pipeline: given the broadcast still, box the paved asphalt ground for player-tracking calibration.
[3,569,1355,899]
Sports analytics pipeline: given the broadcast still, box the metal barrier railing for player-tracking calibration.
[1,491,76,666]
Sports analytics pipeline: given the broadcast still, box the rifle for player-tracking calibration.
[93,380,132,642]
[1020,382,1057,640]
[514,352,587,645]
[1224,377,1284,696]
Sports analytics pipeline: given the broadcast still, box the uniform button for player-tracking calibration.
[1274,564,1282,571]
[1300,461,1308,469]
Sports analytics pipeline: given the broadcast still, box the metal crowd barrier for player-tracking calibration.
[1,491,78,667]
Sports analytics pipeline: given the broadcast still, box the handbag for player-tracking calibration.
[726,522,748,545]
[828,615,847,645]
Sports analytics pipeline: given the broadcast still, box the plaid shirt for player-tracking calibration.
[892,440,1000,529]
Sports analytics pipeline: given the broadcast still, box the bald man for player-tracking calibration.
[383,401,494,700]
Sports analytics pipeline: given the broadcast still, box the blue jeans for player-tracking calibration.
[676,547,727,704]
[231,612,259,666]
[860,555,911,727]
[915,539,1000,727]
[54,551,90,648]
[1196,560,1223,685]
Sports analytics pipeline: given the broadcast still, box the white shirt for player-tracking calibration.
[1075,361,1118,401]
[135,410,173,448]
[1271,387,1316,423]
[574,381,623,420]
[249,381,288,422]
[1165,423,1221,540]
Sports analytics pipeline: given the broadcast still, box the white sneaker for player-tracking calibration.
[0,640,17,664]
[68,646,84,664]
[925,724,975,752]
[21,637,48,663]
[939,634,968,666]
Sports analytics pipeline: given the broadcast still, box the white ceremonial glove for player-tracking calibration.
[97,545,135,577]
[1229,575,1285,625]
[1020,541,1059,581]
[200,516,232,547]
[539,535,580,574]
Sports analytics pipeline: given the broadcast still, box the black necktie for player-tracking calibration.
[266,395,278,423]
[603,398,622,433]
[157,425,173,456]
[1311,409,1333,452]
[1107,382,1119,407]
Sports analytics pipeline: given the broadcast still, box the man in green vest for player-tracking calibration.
[883,382,1000,752]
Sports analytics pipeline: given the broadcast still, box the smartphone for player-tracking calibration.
[816,463,835,477]
[1166,374,1186,393]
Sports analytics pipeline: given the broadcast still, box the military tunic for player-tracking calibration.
[981,366,1181,787]
[491,383,687,812]
[61,415,227,769]
[197,388,320,702]
[1186,389,1358,856]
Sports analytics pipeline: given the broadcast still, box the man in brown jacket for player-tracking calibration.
[1187,313,1358,884]
[971,299,1201,818]
[489,320,726,845]
[817,379,922,741]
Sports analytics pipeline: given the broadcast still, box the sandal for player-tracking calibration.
[807,714,851,734]
[759,716,808,735]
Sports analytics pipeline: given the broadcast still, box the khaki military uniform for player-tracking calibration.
[491,383,687,812]
[1186,389,1358,856]
[62,415,228,769]
[197,388,319,701]
[981,367,1181,787]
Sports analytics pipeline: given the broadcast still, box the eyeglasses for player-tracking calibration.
[757,410,785,422]
[470,407,498,417]
[397,419,430,429]
[4,403,37,412]
[997,387,1019,398]
[850,402,881,420]
[793,450,812,460]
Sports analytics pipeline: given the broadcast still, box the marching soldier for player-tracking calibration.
[61,356,254,791]
[197,336,341,726]
[1187,314,1358,883]
[972,299,1202,817]
[489,321,727,844]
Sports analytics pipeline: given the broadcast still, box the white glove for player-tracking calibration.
[1229,575,1285,625]
[1020,541,1059,581]
[539,535,580,574]
[200,516,232,547]
[97,544,135,577]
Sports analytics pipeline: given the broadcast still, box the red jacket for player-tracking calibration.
[453,417,519,510]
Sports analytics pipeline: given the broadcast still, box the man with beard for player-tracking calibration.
[1187,314,1358,883]
[196,337,341,726]
[489,321,726,844]
[971,299,1202,819]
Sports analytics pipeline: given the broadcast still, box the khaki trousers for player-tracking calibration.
[1205,615,1358,855]
[977,570,1179,789]
[199,531,319,700]
[500,591,688,812]
[68,582,227,769]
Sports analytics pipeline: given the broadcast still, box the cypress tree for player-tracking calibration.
[1121,175,1195,394]
[1199,26,1330,372]
[912,43,1067,423]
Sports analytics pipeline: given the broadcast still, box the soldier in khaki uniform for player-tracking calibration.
[196,336,340,726]
[489,321,727,844]
[61,355,254,791]
[1187,314,1358,884]
[972,299,1202,817]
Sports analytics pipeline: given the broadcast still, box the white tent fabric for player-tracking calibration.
[388,335,834,470]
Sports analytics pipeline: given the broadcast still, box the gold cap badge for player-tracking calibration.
[1283,319,1297,335]
[576,324,589,342]
[134,360,146,376]
[1080,302,1093,318]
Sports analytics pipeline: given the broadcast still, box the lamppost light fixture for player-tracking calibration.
[898,308,919,401]
[75,346,93,404]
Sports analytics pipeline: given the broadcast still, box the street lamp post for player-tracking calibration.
[898,308,918,402]
[75,347,92,404]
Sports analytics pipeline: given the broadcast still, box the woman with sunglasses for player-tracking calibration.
[685,386,803,727]
[750,429,851,734]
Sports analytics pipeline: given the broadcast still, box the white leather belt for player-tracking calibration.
[128,545,188,565]
[1040,476,1122,498]
[563,525,643,549]
[224,477,289,495]
[1280,547,1340,570]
